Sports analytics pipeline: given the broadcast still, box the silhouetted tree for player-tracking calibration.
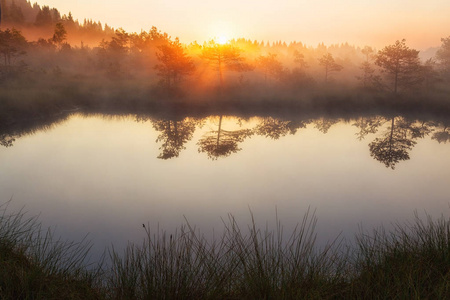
[375,39,422,94]
[318,53,343,83]
[0,28,27,67]
[109,28,129,54]
[35,5,52,27]
[155,37,195,91]
[153,118,198,159]
[201,41,252,87]
[197,115,253,160]
[256,53,283,84]
[51,22,67,49]
[6,0,24,24]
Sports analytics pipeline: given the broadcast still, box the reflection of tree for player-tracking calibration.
[368,117,433,169]
[0,114,69,148]
[197,116,253,160]
[432,125,450,144]
[152,118,198,159]
[352,116,385,140]
[314,118,339,134]
[255,117,307,139]
[0,133,15,147]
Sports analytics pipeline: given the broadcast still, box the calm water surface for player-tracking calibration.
[1,114,450,260]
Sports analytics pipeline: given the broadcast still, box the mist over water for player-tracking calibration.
[1,0,450,265]
[1,113,449,260]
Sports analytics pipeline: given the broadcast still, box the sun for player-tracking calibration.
[217,36,229,45]
[207,20,235,44]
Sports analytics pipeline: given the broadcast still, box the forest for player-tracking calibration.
[1,0,450,123]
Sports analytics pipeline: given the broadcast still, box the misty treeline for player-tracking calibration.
[0,0,114,43]
[0,0,450,116]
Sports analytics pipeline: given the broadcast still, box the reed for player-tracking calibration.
[1,201,449,299]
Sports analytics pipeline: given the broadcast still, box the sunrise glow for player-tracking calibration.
[28,0,450,49]
[217,36,229,45]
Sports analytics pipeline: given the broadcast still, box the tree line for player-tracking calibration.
[1,22,449,96]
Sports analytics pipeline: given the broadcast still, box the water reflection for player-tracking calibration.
[432,123,450,144]
[0,134,15,147]
[313,118,339,134]
[152,118,199,159]
[197,115,253,160]
[2,111,450,169]
[353,117,434,169]
[0,114,68,148]
[254,117,306,139]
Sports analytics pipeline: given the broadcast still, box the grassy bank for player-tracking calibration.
[1,203,449,299]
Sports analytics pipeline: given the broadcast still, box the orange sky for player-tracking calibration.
[33,0,450,49]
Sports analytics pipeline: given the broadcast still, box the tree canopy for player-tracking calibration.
[155,37,195,90]
[375,39,422,94]
[318,53,343,83]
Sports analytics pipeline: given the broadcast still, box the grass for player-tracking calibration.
[1,202,450,299]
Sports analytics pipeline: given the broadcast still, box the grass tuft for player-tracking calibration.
[1,201,450,299]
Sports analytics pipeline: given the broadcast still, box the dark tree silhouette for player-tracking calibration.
[0,28,27,68]
[197,115,253,160]
[155,37,195,91]
[255,117,307,139]
[375,39,422,94]
[35,5,52,27]
[153,118,198,159]
[109,28,129,54]
[51,22,67,49]
[318,53,343,83]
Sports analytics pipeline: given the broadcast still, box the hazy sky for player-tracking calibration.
[33,0,449,49]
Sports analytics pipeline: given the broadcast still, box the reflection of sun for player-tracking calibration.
[217,36,228,45]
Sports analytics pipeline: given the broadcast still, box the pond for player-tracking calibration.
[1,112,450,261]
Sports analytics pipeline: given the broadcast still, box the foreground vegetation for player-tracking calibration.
[1,203,449,299]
